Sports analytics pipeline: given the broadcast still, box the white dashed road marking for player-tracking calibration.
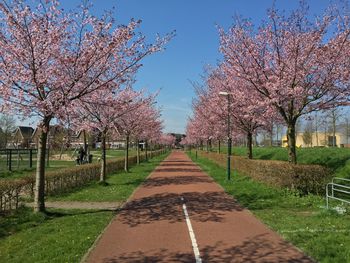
[181,197,202,263]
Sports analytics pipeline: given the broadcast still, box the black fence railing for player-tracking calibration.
[0,149,37,171]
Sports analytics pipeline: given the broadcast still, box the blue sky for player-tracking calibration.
[58,0,332,134]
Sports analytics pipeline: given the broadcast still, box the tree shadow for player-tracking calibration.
[103,250,194,263]
[100,234,314,262]
[158,163,197,167]
[119,191,243,227]
[257,153,276,160]
[142,176,212,188]
[200,235,314,263]
[161,161,192,164]
[154,167,202,173]
[44,208,116,218]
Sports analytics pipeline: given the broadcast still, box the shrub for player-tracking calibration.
[0,179,29,212]
[199,151,332,195]
[0,149,167,213]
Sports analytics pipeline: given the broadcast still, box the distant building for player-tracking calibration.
[282,132,349,148]
[69,130,86,148]
[31,125,67,148]
[7,126,34,148]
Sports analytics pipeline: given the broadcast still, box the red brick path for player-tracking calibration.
[85,151,313,263]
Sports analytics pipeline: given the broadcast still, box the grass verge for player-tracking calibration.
[0,207,113,263]
[188,151,350,263]
[0,152,169,263]
[210,146,350,177]
[0,149,137,179]
[49,153,168,202]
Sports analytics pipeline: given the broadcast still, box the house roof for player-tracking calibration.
[17,126,34,139]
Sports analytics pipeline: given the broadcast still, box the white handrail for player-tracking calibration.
[326,179,350,209]
[332,177,350,184]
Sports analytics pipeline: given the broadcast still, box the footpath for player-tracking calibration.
[85,151,313,263]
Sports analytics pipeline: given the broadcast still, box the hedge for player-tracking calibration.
[0,149,167,212]
[198,151,332,195]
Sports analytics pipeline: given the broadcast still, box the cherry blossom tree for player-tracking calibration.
[71,86,143,182]
[139,113,163,161]
[0,0,172,212]
[159,134,176,148]
[133,104,162,164]
[207,65,277,159]
[187,65,270,159]
[114,91,158,172]
[219,3,350,163]
[189,80,227,152]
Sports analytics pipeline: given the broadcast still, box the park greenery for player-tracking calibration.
[0,149,136,179]
[210,146,350,178]
[1,0,350,261]
[183,1,350,164]
[0,153,169,263]
[0,0,175,213]
[188,152,350,263]
[0,149,167,212]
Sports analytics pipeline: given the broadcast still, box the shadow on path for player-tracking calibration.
[142,175,212,187]
[154,167,202,173]
[101,233,313,262]
[119,191,243,227]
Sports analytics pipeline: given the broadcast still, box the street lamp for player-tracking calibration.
[219,91,232,180]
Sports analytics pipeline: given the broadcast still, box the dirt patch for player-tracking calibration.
[50,154,75,161]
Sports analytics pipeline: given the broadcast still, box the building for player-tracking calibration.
[31,125,68,148]
[282,132,350,148]
[7,126,34,148]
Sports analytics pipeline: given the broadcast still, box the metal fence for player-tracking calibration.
[326,177,350,208]
[0,149,37,172]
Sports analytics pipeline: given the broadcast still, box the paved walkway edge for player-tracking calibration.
[191,152,315,262]
[85,151,314,262]
[80,154,169,263]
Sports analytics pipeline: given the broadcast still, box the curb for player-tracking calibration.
[80,151,171,263]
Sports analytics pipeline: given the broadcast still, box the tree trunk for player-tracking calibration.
[206,139,209,153]
[100,130,107,182]
[346,118,349,145]
[332,113,336,147]
[46,134,50,168]
[59,141,65,160]
[269,125,273,147]
[218,140,221,154]
[315,113,319,146]
[83,130,88,153]
[287,121,297,164]
[145,140,148,161]
[247,132,253,159]
[16,148,20,169]
[136,139,140,165]
[34,117,51,213]
[124,135,129,172]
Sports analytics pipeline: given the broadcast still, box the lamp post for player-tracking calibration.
[219,91,231,180]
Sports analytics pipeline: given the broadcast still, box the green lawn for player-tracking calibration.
[0,207,113,263]
[0,149,138,179]
[208,146,350,178]
[0,152,169,263]
[188,151,350,263]
[90,149,136,159]
[49,153,168,202]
